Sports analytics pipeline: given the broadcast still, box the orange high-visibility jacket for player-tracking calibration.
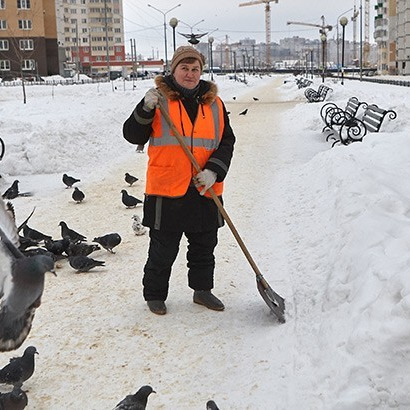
[146,97,225,198]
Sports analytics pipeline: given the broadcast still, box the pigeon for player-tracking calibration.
[72,187,85,203]
[59,221,87,243]
[0,198,55,352]
[131,215,146,236]
[121,190,142,208]
[113,385,156,410]
[232,96,236,100]
[92,233,122,254]
[62,174,80,188]
[22,225,52,243]
[0,386,28,410]
[252,97,259,101]
[239,108,248,116]
[44,237,70,257]
[68,255,105,273]
[0,346,38,388]
[66,242,100,257]
[2,180,19,200]
[206,400,220,410]
[125,173,138,187]
[17,236,40,251]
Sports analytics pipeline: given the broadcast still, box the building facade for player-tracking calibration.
[396,0,410,75]
[0,0,59,78]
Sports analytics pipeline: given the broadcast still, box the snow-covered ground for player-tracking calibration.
[0,72,409,409]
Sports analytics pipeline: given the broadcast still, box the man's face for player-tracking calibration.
[173,60,201,89]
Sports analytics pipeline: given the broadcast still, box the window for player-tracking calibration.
[0,0,5,10]
[17,0,31,9]
[19,39,33,50]
[0,60,10,70]
[0,39,9,50]
[22,59,34,70]
[82,37,88,43]
[18,19,32,30]
[0,20,7,30]
[81,18,87,23]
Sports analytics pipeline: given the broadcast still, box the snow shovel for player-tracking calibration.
[158,99,286,323]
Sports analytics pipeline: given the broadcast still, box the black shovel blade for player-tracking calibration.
[256,274,286,323]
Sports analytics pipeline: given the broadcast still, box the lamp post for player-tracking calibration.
[339,16,348,85]
[208,36,214,81]
[310,49,314,79]
[147,3,181,73]
[233,50,237,81]
[320,33,327,83]
[169,17,178,52]
[336,8,354,80]
[242,52,246,82]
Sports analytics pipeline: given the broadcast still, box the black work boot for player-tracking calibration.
[147,300,167,315]
[193,291,225,311]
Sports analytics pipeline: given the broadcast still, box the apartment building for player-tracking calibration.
[0,0,59,78]
[55,0,125,76]
[396,0,410,75]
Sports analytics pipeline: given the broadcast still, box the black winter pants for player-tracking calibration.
[143,228,218,301]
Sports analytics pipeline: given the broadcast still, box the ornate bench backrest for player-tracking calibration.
[361,104,397,133]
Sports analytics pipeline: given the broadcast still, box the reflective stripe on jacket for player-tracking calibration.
[146,97,225,198]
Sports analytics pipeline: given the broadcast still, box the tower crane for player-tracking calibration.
[286,15,333,36]
[239,0,279,68]
[351,4,360,63]
[363,0,370,66]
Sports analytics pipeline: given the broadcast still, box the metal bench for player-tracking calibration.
[332,104,397,146]
[296,77,313,89]
[304,84,333,103]
[0,137,4,161]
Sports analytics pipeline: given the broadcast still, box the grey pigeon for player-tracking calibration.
[68,255,105,272]
[92,233,121,254]
[62,174,80,188]
[22,224,52,243]
[59,221,87,243]
[72,187,85,203]
[125,173,138,186]
[0,386,28,409]
[66,242,100,257]
[44,237,70,257]
[131,215,146,236]
[113,385,155,410]
[2,180,19,200]
[121,190,142,208]
[206,400,220,410]
[239,108,248,116]
[0,198,55,351]
[0,346,38,388]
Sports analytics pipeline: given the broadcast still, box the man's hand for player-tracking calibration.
[143,88,160,112]
[194,169,217,196]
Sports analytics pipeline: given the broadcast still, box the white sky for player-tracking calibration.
[122,0,375,58]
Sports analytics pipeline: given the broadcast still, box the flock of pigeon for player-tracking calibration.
[0,170,150,408]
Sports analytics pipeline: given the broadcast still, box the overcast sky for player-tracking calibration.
[122,0,375,58]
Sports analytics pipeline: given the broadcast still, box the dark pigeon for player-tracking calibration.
[59,221,87,243]
[121,190,142,208]
[0,386,28,410]
[0,346,38,388]
[17,236,40,251]
[68,255,105,272]
[2,180,19,200]
[92,233,121,254]
[66,242,100,257]
[113,385,155,410]
[44,237,70,257]
[62,174,80,188]
[232,96,236,100]
[252,97,259,101]
[239,108,248,116]
[125,173,138,187]
[0,198,55,352]
[22,225,52,243]
[206,400,220,410]
[72,187,85,203]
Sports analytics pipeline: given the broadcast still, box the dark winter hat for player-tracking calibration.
[170,46,205,73]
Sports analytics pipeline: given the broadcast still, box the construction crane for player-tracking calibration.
[351,3,360,63]
[363,0,370,66]
[287,15,333,36]
[239,0,279,68]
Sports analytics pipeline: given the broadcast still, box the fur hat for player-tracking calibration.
[170,46,205,73]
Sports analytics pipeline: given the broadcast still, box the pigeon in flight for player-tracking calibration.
[0,198,55,352]
[68,255,105,273]
[93,233,122,254]
[125,173,138,187]
[206,400,220,410]
[0,346,38,388]
[239,108,248,116]
[121,190,142,208]
[132,215,146,236]
[62,174,80,189]
[0,386,28,409]
[66,242,100,257]
[59,221,87,243]
[72,187,85,203]
[113,385,156,410]
[2,180,20,200]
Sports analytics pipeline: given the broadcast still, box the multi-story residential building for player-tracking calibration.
[396,0,410,75]
[55,0,125,76]
[374,0,391,74]
[0,0,59,78]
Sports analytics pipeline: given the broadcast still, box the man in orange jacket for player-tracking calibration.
[123,46,236,315]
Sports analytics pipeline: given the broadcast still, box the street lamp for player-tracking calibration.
[339,16,348,85]
[242,52,246,82]
[336,8,354,79]
[320,33,327,83]
[208,36,214,81]
[169,17,178,52]
[147,3,181,73]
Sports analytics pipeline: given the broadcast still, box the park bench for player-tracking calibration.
[331,103,397,146]
[0,138,4,161]
[296,77,313,89]
[320,97,368,140]
[304,84,333,103]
